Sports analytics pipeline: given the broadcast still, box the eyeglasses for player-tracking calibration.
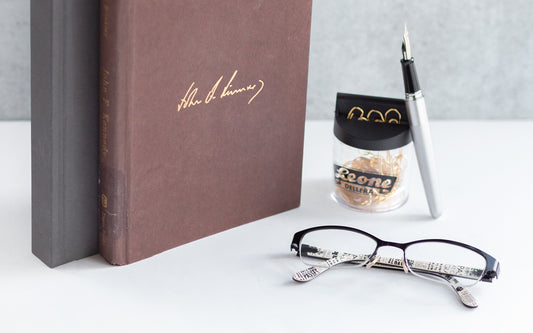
[290,226,500,308]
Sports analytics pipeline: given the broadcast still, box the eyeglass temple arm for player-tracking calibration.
[295,244,498,282]
[427,273,479,308]
[291,245,481,309]
[292,245,408,283]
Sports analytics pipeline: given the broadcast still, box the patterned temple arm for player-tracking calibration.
[296,244,490,282]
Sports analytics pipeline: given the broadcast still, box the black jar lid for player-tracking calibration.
[334,93,412,151]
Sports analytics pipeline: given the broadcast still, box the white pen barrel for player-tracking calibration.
[406,92,442,219]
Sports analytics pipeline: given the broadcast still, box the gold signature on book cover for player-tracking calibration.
[177,70,265,112]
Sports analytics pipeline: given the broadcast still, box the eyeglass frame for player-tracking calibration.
[290,225,500,283]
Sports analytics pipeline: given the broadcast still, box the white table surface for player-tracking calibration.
[1,120,531,332]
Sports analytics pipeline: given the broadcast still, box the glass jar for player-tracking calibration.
[333,142,410,212]
[332,93,412,213]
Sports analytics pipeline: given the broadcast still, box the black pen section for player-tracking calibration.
[401,59,421,94]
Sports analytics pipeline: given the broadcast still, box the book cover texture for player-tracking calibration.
[31,0,100,267]
[100,0,312,265]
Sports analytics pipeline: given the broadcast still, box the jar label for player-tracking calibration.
[334,164,397,195]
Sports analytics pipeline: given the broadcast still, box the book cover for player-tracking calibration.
[100,0,312,265]
[31,0,100,267]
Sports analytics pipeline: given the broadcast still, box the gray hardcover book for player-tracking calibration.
[31,0,99,267]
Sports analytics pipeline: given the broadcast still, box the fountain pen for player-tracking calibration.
[401,26,442,219]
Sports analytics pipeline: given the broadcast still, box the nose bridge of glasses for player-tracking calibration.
[375,244,406,257]
[371,244,410,273]
[379,240,407,250]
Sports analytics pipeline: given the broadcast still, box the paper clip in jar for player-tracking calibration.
[333,93,412,212]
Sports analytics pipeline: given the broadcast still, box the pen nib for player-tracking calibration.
[402,24,412,60]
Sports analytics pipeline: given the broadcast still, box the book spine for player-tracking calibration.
[31,0,56,267]
[31,0,99,267]
[99,0,130,265]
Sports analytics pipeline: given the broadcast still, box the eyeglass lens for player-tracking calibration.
[404,241,487,287]
[299,229,377,268]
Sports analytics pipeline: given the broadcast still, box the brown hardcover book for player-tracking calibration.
[99,0,312,265]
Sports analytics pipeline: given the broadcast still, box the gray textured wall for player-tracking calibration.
[1,0,532,120]
[1,0,29,120]
[308,0,533,119]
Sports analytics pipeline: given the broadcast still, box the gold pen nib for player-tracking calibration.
[402,24,412,60]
